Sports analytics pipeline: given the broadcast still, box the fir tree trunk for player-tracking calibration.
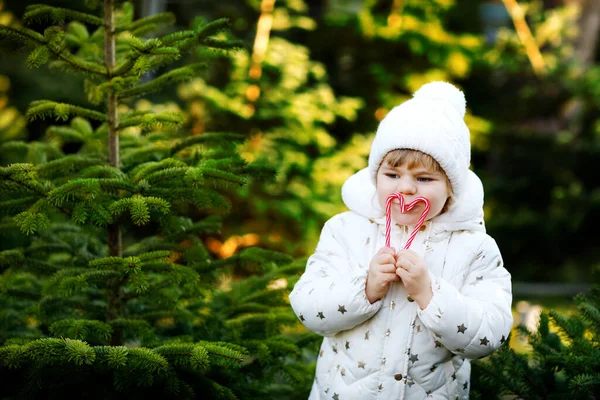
[104,0,123,345]
[104,0,121,258]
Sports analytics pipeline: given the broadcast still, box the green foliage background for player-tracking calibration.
[1,0,600,398]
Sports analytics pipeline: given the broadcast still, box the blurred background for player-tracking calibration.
[1,0,599,353]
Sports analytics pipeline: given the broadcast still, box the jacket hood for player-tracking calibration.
[341,167,486,233]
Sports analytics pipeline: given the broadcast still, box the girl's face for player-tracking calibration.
[376,156,451,226]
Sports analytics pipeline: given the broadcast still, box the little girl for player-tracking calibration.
[289,81,513,399]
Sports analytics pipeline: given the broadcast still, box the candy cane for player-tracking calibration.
[385,194,431,249]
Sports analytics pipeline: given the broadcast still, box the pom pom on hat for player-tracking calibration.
[413,81,466,118]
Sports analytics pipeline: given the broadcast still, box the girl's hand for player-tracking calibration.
[366,247,400,304]
[395,249,433,309]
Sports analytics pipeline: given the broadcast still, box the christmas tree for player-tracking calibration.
[0,1,310,398]
[471,286,600,399]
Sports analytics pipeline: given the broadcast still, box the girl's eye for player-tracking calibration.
[385,173,399,179]
[417,177,432,182]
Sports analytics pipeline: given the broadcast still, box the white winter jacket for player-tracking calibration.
[289,169,513,399]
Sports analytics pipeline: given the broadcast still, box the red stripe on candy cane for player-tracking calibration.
[385,194,431,249]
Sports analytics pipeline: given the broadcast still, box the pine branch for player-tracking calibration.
[26,338,96,366]
[119,64,207,100]
[0,162,38,181]
[112,44,180,77]
[121,147,169,169]
[118,111,184,133]
[188,188,230,212]
[208,380,239,400]
[130,23,159,38]
[79,165,126,180]
[17,257,61,274]
[44,269,120,297]
[200,342,246,368]
[0,249,25,270]
[26,242,72,257]
[575,290,600,327]
[26,45,51,68]
[130,158,188,182]
[201,38,246,52]
[245,161,278,182]
[49,319,113,341]
[14,208,51,235]
[98,178,136,193]
[119,346,170,373]
[23,5,103,26]
[89,256,127,270]
[47,179,101,206]
[570,373,600,394]
[0,141,30,155]
[170,132,245,156]
[27,101,106,122]
[47,58,107,78]
[160,30,196,47]
[154,344,210,373]
[548,310,586,341]
[145,167,188,185]
[0,25,107,76]
[71,202,113,226]
[86,76,140,105]
[109,194,170,226]
[36,155,105,178]
[0,197,39,215]
[191,165,247,189]
[196,18,230,41]
[0,25,45,47]
[138,250,171,262]
[46,126,87,142]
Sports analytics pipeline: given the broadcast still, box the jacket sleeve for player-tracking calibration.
[288,216,382,337]
[418,235,513,359]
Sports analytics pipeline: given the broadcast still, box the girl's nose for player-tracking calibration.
[396,178,416,195]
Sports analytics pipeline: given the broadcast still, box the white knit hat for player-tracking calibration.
[367,81,471,197]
